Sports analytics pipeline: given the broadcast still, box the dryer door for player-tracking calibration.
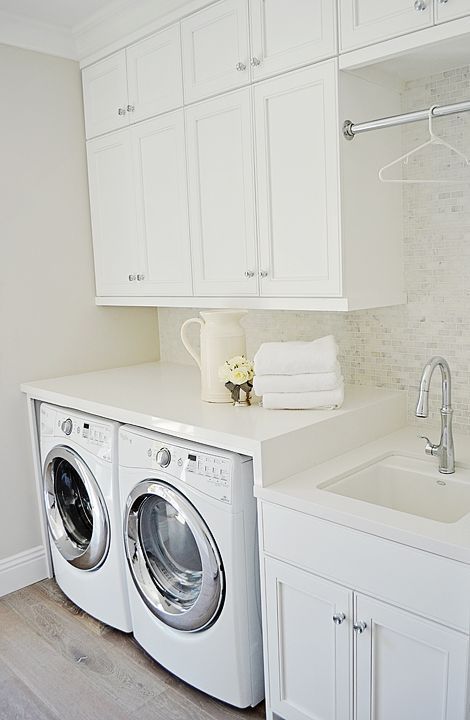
[125,480,225,632]
[43,446,110,570]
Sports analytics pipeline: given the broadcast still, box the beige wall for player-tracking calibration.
[159,64,470,436]
[0,44,159,561]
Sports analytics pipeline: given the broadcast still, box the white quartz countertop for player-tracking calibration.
[21,361,406,485]
[255,426,470,564]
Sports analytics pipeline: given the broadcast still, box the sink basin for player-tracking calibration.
[319,455,470,523]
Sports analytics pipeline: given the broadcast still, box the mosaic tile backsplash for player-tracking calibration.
[159,65,470,434]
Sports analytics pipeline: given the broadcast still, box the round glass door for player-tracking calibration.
[125,481,224,632]
[43,446,109,570]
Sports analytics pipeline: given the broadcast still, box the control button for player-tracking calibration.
[177,458,183,467]
[156,447,171,468]
[61,418,73,436]
[147,449,152,457]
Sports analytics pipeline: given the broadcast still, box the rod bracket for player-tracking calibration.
[342,119,355,141]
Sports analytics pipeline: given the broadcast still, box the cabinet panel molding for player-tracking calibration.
[250,0,337,80]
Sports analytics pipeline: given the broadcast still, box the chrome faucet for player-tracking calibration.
[415,356,455,474]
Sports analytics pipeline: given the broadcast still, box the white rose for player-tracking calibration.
[229,367,250,385]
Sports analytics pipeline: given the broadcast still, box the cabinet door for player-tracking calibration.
[126,25,183,124]
[355,594,469,720]
[250,0,336,81]
[340,0,433,51]
[181,0,250,104]
[185,89,258,296]
[87,130,142,296]
[265,558,352,720]
[82,51,129,140]
[254,61,341,298]
[435,0,470,23]
[131,113,192,296]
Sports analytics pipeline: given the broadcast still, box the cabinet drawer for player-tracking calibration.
[261,502,470,632]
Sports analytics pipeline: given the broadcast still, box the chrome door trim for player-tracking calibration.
[125,480,225,633]
[43,445,110,571]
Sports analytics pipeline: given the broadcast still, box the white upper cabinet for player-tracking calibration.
[82,25,183,139]
[435,0,470,23]
[87,130,141,296]
[132,112,192,296]
[254,61,341,297]
[340,0,434,51]
[181,0,251,104]
[185,89,258,296]
[250,0,337,81]
[126,25,183,124]
[355,594,469,720]
[82,51,129,140]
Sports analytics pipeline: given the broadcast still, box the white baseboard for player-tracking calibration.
[0,546,48,598]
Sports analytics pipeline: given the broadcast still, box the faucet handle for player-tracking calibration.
[418,434,438,456]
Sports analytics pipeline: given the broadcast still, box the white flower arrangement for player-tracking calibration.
[219,355,254,405]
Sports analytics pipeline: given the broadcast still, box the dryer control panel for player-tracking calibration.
[40,404,114,462]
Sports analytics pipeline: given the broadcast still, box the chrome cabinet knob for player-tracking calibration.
[128,274,136,281]
[127,104,135,112]
[259,270,268,278]
[118,107,126,116]
[353,621,367,634]
[332,612,346,625]
[136,274,145,281]
[156,448,171,468]
[244,270,255,278]
[236,62,247,72]
[250,56,261,67]
[414,0,427,10]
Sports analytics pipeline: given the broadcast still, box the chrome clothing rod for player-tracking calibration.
[342,99,470,140]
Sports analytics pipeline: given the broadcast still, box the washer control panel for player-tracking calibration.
[144,440,233,504]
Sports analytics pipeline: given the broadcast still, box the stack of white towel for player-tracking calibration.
[253,335,344,410]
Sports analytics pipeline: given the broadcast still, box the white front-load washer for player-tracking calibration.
[119,425,264,708]
[39,403,132,632]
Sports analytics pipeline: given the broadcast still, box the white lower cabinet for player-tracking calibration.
[87,112,192,297]
[262,510,470,720]
[265,558,351,720]
[355,594,469,720]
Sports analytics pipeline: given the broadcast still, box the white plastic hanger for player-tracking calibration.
[378,104,470,184]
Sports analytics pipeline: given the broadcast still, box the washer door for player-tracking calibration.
[125,480,225,632]
[43,446,110,570]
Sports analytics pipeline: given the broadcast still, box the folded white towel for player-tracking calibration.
[254,336,339,376]
[253,367,342,395]
[262,383,344,410]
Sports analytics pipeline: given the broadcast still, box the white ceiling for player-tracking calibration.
[0,0,121,29]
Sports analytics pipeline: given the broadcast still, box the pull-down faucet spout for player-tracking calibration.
[415,356,454,474]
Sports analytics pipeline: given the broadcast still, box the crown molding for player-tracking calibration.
[75,0,215,67]
[0,10,77,60]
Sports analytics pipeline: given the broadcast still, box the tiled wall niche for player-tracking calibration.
[159,65,470,434]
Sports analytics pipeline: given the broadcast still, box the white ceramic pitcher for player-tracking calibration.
[180,310,247,403]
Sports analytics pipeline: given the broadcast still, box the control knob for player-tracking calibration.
[156,447,171,468]
[61,418,73,436]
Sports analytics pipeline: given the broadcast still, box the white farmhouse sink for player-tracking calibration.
[319,455,470,523]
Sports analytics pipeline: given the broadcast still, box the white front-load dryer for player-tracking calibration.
[119,425,264,708]
[40,403,132,632]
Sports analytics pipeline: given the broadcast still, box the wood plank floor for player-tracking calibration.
[0,580,266,720]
